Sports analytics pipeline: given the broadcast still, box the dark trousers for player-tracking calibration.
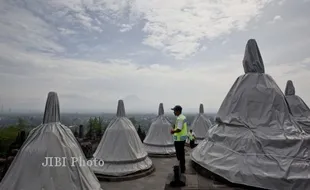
[174,140,186,173]
[190,140,196,148]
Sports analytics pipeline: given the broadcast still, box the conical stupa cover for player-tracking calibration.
[242,39,265,73]
[216,39,293,126]
[0,92,102,190]
[285,80,295,96]
[158,103,164,115]
[43,92,60,124]
[92,100,152,176]
[199,104,204,113]
[191,39,310,190]
[285,80,310,119]
[116,99,126,117]
[143,103,175,155]
[190,104,212,142]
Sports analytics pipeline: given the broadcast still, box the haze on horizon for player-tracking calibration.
[1,0,310,114]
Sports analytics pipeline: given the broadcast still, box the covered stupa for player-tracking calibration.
[191,39,310,190]
[143,103,175,156]
[285,80,310,118]
[190,104,212,144]
[0,92,102,190]
[285,80,310,133]
[91,100,153,176]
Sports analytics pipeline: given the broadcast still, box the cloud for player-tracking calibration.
[0,0,275,60]
[1,43,310,113]
[136,0,274,59]
[278,0,286,5]
[0,1,65,53]
[1,0,310,114]
[120,24,133,32]
[267,15,283,24]
[302,57,310,64]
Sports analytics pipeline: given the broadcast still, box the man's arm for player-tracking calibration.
[173,119,183,133]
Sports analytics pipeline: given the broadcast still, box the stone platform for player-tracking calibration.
[100,147,244,190]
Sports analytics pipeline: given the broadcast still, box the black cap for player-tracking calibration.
[171,105,182,112]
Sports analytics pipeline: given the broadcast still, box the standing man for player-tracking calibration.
[188,129,196,149]
[170,105,187,173]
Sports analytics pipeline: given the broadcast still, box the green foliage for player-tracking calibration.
[86,117,106,138]
[0,118,29,156]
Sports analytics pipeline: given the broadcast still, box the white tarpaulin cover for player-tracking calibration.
[143,103,175,155]
[191,39,310,190]
[190,104,212,144]
[285,80,310,133]
[91,100,152,176]
[0,92,102,190]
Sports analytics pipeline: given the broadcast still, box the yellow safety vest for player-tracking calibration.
[173,114,188,141]
[188,132,195,140]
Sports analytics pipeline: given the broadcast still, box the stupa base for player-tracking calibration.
[95,165,155,182]
[191,161,266,190]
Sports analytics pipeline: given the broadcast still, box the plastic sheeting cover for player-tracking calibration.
[243,39,265,73]
[190,104,212,143]
[284,80,295,96]
[191,39,310,190]
[143,103,175,155]
[0,92,102,190]
[43,92,60,124]
[91,100,152,176]
[285,80,310,118]
[285,80,310,133]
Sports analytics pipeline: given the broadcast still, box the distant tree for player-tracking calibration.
[101,122,109,136]
[0,125,25,157]
[17,118,27,129]
[129,117,137,127]
[86,118,93,139]
[86,117,104,139]
[95,117,104,137]
[137,125,146,142]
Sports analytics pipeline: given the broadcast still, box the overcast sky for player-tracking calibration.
[0,0,310,113]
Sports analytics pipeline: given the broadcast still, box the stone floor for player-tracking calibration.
[100,148,244,190]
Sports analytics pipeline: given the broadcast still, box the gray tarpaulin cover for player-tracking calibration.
[191,39,310,190]
[143,103,175,155]
[91,100,152,176]
[285,80,310,133]
[190,104,213,144]
[0,92,102,190]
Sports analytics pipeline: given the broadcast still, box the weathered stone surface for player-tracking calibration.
[100,147,240,190]
[184,174,198,188]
